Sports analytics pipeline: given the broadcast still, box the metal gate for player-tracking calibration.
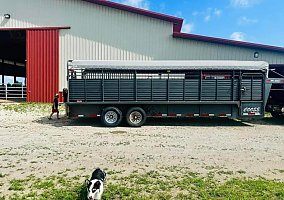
[0,84,27,100]
[240,73,264,116]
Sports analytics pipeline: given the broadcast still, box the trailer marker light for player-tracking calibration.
[267,79,284,83]
[244,112,261,116]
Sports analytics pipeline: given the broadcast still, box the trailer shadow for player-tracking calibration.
[35,116,104,128]
[242,117,284,126]
[145,117,250,127]
[35,116,254,128]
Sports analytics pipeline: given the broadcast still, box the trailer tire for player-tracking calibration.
[126,107,147,127]
[101,107,123,127]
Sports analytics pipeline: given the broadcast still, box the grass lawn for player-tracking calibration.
[1,169,283,200]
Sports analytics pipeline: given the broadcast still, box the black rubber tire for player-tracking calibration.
[126,107,147,127]
[101,107,123,127]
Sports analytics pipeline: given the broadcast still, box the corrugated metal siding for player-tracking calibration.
[26,29,59,102]
[1,0,284,91]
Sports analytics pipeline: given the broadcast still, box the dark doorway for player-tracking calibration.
[0,30,26,100]
[269,64,284,78]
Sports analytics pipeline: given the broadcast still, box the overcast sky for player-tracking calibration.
[112,0,284,47]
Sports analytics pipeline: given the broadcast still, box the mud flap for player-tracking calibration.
[240,102,264,117]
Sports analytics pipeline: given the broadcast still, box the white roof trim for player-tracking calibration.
[68,60,269,71]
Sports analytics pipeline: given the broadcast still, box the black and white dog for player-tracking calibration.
[86,168,106,200]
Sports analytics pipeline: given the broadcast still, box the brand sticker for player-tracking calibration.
[243,107,261,113]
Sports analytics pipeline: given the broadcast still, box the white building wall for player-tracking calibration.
[1,0,284,89]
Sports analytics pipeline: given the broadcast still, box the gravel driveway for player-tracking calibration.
[0,107,283,196]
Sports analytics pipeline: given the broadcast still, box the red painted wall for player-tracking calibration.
[26,29,59,103]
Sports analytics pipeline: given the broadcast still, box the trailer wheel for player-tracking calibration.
[101,107,123,127]
[126,107,147,127]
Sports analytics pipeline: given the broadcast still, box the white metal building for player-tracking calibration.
[0,0,284,102]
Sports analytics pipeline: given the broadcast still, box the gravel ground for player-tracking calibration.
[0,107,284,196]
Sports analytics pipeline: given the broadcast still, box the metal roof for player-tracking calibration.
[173,33,284,53]
[83,0,183,32]
[69,60,269,71]
[83,0,284,53]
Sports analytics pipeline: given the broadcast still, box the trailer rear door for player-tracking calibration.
[240,73,264,117]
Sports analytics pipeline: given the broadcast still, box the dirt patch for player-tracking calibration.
[0,105,283,197]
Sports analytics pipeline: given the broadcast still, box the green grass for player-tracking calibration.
[2,170,284,200]
[0,102,65,113]
[9,179,26,191]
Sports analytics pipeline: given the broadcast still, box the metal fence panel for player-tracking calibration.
[0,85,27,100]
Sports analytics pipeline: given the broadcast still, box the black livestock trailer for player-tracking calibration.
[66,60,272,127]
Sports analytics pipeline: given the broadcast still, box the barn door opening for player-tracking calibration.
[0,30,26,102]
[26,29,59,103]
